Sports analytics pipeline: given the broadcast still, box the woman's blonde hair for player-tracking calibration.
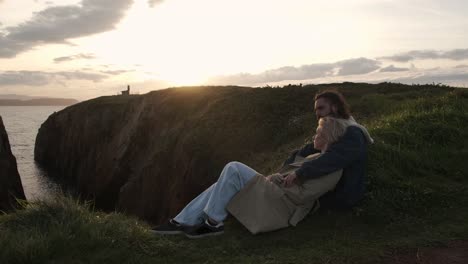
[317,117,349,145]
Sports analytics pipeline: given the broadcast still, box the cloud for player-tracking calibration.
[0,70,108,86]
[0,0,133,58]
[208,57,380,85]
[336,57,381,76]
[289,67,468,89]
[379,65,410,72]
[379,48,468,62]
[0,71,50,86]
[207,55,468,88]
[55,71,107,81]
[444,49,468,60]
[54,53,96,63]
[391,70,468,86]
[100,69,133,75]
[208,64,334,85]
[380,54,413,62]
[148,0,164,7]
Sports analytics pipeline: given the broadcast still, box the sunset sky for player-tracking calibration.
[1,0,467,100]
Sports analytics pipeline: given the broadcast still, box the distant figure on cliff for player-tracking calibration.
[152,90,373,238]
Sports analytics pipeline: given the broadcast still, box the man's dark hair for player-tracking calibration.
[315,90,351,119]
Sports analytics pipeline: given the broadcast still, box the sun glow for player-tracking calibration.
[71,0,355,86]
[68,0,226,86]
[44,0,386,89]
[4,0,466,100]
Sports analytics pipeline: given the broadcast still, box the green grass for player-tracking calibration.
[1,84,467,263]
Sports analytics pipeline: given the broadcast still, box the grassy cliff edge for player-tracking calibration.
[1,83,467,263]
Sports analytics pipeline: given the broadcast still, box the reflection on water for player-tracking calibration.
[0,106,66,200]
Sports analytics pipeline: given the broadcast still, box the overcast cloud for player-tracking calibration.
[379,48,468,62]
[379,65,410,72]
[148,0,164,7]
[208,48,468,86]
[54,53,96,63]
[0,0,133,58]
[209,57,381,85]
[0,70,108,86]
[100,69,133,75]
[390,70,468,86]
[336,57,381,76]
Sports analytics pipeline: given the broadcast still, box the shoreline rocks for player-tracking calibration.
[0,116,26,212]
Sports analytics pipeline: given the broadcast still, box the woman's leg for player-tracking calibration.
[203,161,258,224]
[173,161,258,226]
[173,183,216,226]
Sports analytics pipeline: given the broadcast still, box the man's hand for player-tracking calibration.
[282,171,297,187]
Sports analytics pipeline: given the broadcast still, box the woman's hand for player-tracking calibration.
[283,172,297,187]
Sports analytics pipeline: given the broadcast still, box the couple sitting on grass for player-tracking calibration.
[152,90,374,239]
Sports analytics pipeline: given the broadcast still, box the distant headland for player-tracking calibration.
[0,94,79,106]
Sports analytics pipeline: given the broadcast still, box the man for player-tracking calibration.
[282,90,373,210]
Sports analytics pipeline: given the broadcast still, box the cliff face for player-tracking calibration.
[34,86,317,223]
[33,84,457,224]
[0,116,26,211]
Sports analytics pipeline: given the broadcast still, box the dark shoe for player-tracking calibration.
[151,219,185,235]
[185,220,224,239]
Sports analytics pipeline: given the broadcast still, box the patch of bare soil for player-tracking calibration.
[383,241,468,264]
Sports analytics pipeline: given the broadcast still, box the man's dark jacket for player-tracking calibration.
[284,126,369,209]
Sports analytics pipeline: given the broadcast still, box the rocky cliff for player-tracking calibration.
[34,84,454,224]
[34,86,319,223]
[0,116,26,211]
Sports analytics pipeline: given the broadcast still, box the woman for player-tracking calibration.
[152,117,350,238]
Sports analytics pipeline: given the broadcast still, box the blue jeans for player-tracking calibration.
[174,161,258,225]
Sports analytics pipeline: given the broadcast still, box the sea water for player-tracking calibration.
[0,106,65,200]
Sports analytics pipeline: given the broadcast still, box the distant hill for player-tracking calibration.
[0,98,79,106]
[0,94,43,100]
